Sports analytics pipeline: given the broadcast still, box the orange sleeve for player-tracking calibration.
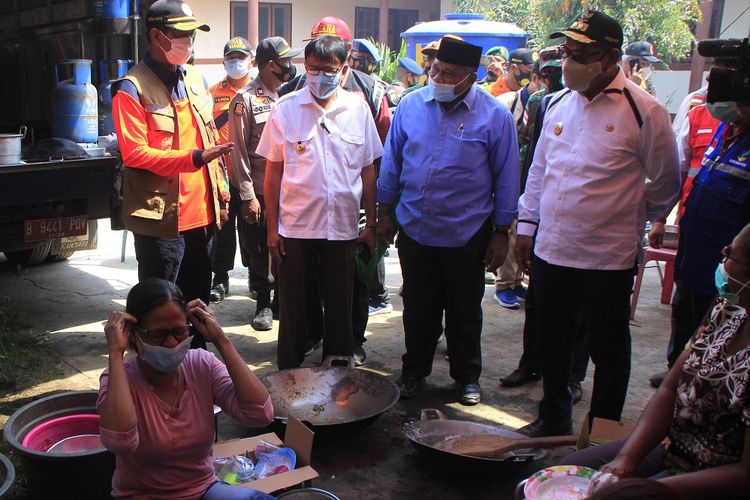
[113,91,200,177]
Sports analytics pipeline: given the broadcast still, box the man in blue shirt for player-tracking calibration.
[377,37,520,406]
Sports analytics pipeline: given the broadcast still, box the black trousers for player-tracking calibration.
[532,257,634,423]
[212,184,249,278]
[237,195,275,299]
[277,238,355,369]
[367,257,389,305]
[398,224,489,384]
[666,282,713,368]
[133,224,216,349]
[518,278,590,383]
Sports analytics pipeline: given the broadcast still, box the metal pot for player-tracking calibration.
[403,409,546,469]
[0,126,27,165]
[276,487,341,499]
[258,357,400,441]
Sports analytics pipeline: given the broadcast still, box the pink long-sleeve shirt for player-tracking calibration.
[97,349,274,499]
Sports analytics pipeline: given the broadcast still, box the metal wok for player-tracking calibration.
[403,409,546,468]
[258,358,400,440]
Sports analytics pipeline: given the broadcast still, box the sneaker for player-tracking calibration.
[304,339,322,357]
[353,344,366,366]
[513,284,528,301]
[251,307,273,331]
[368,302,393,316]
[494,289,520,309]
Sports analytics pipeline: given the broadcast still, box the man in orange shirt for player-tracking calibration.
[112,0,233,348]
[486,47,535,97]
[208,37,254,303]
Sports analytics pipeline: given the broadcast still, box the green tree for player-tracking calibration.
[453,0,701,62]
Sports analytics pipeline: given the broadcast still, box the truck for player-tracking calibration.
[0,0,144,265]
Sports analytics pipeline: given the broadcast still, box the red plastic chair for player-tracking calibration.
[631,246,677,320]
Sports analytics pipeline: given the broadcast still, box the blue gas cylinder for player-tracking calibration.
[98,60,132,135]
[52,60,99,144]
[401,13,529,80]
[93,0,131,18]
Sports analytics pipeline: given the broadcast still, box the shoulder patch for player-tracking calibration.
[234,101,245,115]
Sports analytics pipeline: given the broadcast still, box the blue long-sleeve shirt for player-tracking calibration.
[377,84,520,247]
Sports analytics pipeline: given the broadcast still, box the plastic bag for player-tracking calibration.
[253,443,296,479]
[214,455,255,484]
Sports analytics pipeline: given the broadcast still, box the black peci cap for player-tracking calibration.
[435,37,482,69]
[550,9,623,48]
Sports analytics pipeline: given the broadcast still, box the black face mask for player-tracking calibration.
[544,74,564,93]
[272,61,297,82]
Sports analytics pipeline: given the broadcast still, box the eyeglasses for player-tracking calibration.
[559,44,608,64]
[305,65,342,77]
[722,245,750,268]
[136,324,191,346]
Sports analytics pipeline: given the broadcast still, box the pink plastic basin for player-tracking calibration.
[21,414,102,453]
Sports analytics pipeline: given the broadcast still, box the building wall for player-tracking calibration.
[190,0,440,85]
[720,0,750,39]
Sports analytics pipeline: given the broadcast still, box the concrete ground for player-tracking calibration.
[0,222,674,499]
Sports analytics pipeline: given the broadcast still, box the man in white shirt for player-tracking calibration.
[257,36,383,369]
[515,10,680,437]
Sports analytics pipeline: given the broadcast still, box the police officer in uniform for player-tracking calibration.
[228,36,302,331]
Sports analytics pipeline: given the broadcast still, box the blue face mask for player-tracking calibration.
[428,73,471,103]
[224,59,250,80]
[307,72,340,100]
[136,334,191,373]
[715,262,750,305]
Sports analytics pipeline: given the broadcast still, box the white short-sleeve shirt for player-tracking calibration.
[256,87,383,240]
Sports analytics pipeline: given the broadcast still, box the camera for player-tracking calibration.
[698,37,749,104]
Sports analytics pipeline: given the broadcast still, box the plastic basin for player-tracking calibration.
[3,391,114,498]
[0,452,15,497]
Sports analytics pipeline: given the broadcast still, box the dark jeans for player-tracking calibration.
[277,238,355,369]
[667,282,713,368]
[518,278,590,382]
[237,196,275,300]
[533,257,634,423]
[133,224,216,349]
[560,438,672,479]
[398,223,489,384]
[212,185,249,279]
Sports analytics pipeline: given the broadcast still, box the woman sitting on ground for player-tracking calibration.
[98,278,274,499]
[563,223,750,499]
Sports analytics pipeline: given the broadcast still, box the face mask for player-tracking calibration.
[224,59,250,80]
[272,61,297,82]
[715,262,750,305]
[639,65,652,80]
[136,333,191,373]
[158,31,193,66]
[307,72,340,100]
[514,66,531,86]
[707,101,742,124]
[562,57,604,92]
[429,73,471,103]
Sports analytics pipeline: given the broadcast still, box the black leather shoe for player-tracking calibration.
[518,418,574,437]
[209,282,227,303]
[649,371,667,388]
[396,376,425,399]
[569,381,583,404]
[457,382,481,406]
[499,369,541,387]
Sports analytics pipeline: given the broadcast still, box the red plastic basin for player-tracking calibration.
[21,414,102,453]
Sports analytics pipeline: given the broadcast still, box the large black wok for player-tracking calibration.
[403,409,546,469]
[258,358,400,440]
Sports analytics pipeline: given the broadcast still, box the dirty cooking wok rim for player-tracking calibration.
[259,366,401,427]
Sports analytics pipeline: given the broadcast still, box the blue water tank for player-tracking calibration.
[52,60,99,145]
[401,13,529,79]
[93,0,131,18]
[98,60,133,136]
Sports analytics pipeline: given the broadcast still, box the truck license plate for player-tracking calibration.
[24,216,88,243]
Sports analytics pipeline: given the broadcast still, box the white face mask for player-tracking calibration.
[158,31,193,66]
[224,59,250,80]
[562,57,603,92]
[707,101,742,124]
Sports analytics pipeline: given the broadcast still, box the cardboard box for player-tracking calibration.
[577,416,634,450]
[213,416,318,494]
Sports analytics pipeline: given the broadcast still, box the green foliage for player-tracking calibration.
[372,38,407,84]
[452,0,702,63]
